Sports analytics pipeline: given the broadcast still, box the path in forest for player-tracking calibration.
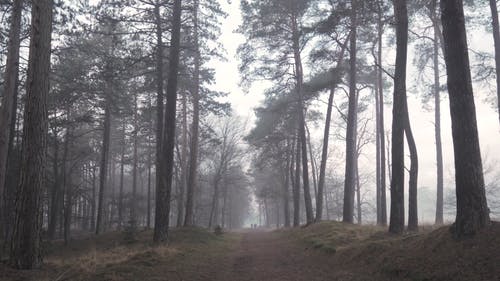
[213,229,356,281]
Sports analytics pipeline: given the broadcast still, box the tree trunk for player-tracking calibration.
[9,0,53,269]
[440,0,490,238]
[389,0,407,235]
[184,0,200,227]
[118,121,125,229]
[405,107,419,232]
[154,0,165,230]
[131,95,139,229]
[316,37,349,221]
[63,123,72,245]
[489,0,500,125]
[292,13,314,224]
[154,0,182,243]
[429,0,444,226]
[374,1,387,226]
[343,2,358,224]
[306,125,318,203]
[177,91,188,227]
[355,158,362,224]
[0,0,23,239]
[208,177,220,228]
[95,78,112,235]
[283,139,291,227]
[293,133,301,227]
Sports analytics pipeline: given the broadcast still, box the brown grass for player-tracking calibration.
[283,221,500,281]
[0,227,240,281]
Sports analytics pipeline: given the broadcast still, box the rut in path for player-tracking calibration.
[214,230,355,281]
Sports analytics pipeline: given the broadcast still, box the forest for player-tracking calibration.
[0,0,500,280]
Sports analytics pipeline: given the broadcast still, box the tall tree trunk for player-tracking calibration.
[63,122,72,245]
[306,125,318,203]
[316,37,349,221]
[343,1,358,223]
[9,0,53,269]
[489,0,500,125]
[389,0,407,235]
[405,108,419,232]
[154,0,182,243]
[0,0,23,239]
[292,12,313,224]
[283,139,291,227]
[355,157,362,224]
[184,0,200,226]
[90,164,97,232]
[177,91,188,227]
[131,95,139,228]
[293,133,301,226]
[429,0,444,226]
[377,1,388,226]
[154,0,165,230]
[440,0,490,238]
[95,79,112,235]
[118,121,125,229]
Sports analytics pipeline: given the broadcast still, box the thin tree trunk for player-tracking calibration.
[283,139,291,227]
[154,0,165,230]
[293,133,301,227]
[432,0,444,226]
[118,121,125,229]
[343,1,358,223]
[440,0,490,238]
[9,0,53,269]
[377,1,388,226]
[316,36,349,221]
[355,157,362,224]
[63,122,72,245]
[177,91,188,227]
[389,0,408,235]
[306,125,318,203]
[0,0,23,239]
[131,95,139,228]
[405,108,419,232]
[184,0,200,227]
[154,0,182,243]
[292,12,314,224]
[489,0,500,126]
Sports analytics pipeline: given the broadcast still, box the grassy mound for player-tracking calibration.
[1,227,239,281]
[284,221,500,281]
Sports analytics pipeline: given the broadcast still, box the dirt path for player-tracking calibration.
[213,229,355,281]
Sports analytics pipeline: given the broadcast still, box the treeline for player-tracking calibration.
[0,0,250,269]
[242,0,497,236]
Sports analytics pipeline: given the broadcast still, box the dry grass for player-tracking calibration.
[1,227,240,281]
[283,221,500,281]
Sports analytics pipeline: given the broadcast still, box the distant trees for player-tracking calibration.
[440,0,490,238]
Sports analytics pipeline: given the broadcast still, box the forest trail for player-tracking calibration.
[213,229,354,281]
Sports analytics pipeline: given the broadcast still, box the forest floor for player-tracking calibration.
[1,221,500,281]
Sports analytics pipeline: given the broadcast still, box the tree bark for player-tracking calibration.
[440,0,490,238]
[177,90,188,227]
[293,133,301,227]
[9,0,53,269]
[154,0,165,230]
[343,1,358,224]
[389,0,407,235]
[154,0,182,243]
[405,108,419,232]
[489,0,500,126]
[292,11,314,224]
[375,0,387,226]
[0,0,23,238]
[184,0,200,227]
[428,0,445,225]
